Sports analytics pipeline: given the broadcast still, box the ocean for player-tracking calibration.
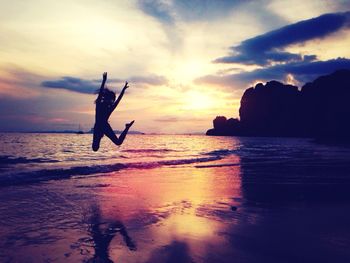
[0,134,240,186]
[1,134,350,262]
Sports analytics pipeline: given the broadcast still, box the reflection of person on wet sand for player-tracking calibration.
[87,206,136,263]
[92,72,135,152]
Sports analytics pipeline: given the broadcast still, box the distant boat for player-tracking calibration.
[76,124,84,134]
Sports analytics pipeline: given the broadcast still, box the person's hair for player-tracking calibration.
[95,87,116,104]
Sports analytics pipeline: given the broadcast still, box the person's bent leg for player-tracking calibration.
[118,121,134,145]
[104,123,123,146]
[104,121,134,146]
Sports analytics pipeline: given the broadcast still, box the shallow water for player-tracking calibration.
[0,134,350,262]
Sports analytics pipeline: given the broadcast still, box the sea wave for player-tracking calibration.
[121,148,178,153]
[0,156,222,187]
[195,163,240,168]
[204,149,238,157]
[0,155,59,167]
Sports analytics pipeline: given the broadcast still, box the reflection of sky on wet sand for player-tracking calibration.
[91,163,242,263]
[0,161,243,262]
[1,136,350,262]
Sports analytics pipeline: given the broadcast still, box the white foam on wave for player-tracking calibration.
[0,156,222,187]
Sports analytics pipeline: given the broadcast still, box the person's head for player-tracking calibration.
[96,88,116,106]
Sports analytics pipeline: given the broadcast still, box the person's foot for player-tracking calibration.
[125,120,135,129]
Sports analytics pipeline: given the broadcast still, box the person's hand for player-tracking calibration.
[103,72,107,81]
[123,81,129,90]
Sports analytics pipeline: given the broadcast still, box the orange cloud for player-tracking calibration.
[0,67,42,98]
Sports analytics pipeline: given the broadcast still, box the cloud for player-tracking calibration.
[138,0,242,23]
[214,11,350,66]
[198,11,350,90]
[138,0,175,25]
[137,0,180,52]
[236,57,350,84]
[0,95,79,132]
[129,75,168,86]
[137,0,286,55]
[197,57,350,88]
[154,115,210,124]
[42,75,168,94]
[154,116,179,122]
[42,77,99,94]
[0,67,45,98]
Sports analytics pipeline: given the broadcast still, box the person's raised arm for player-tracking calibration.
[111,81,129,111]
[97,72,107,101]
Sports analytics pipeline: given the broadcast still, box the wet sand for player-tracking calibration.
[1,162,350,262]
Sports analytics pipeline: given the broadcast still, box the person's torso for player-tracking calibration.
[95,103,113,123]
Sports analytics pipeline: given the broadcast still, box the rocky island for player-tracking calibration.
[207,70,350,140]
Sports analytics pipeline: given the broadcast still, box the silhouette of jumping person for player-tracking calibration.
[92,72,134,152]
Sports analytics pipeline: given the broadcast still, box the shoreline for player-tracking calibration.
[1,164,350,262]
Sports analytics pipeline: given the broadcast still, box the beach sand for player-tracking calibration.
[1,162,350,262]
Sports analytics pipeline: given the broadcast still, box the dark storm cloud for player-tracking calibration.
[215,11,350,66]
[197,58,350,87]
[42,75,168,94]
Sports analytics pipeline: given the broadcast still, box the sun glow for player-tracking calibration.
[170,59,210,83]
[184,90,215,110]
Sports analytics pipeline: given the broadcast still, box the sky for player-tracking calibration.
[0,0,349,133]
